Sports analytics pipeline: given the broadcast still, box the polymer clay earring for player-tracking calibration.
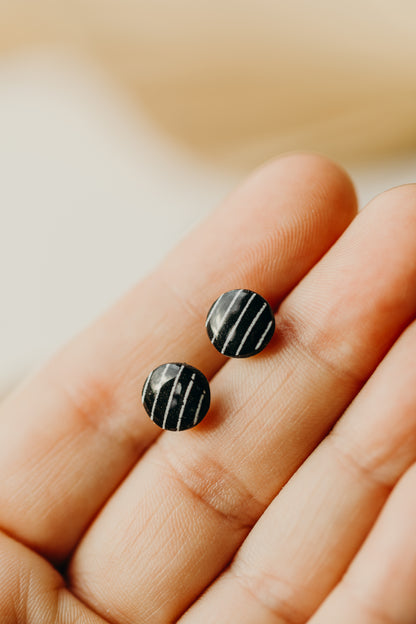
[206,289,275,358]
[141,362,210,431]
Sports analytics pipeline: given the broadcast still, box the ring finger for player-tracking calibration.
[310,462,416,623]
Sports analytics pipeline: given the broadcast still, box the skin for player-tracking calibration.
[1,153,416,623]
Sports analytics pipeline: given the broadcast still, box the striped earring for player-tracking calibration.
[205,289,275,358]
[141,363,210,431]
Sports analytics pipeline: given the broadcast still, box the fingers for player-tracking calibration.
[69,184,416,624]
[180,314,416,624]
[0,531,107,624]
[310,462,416,624]
[0,154,356,562]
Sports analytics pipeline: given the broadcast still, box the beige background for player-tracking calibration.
[1,2,416,394]
[1,1,416,166]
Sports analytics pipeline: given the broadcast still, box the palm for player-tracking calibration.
[1,154,416,624]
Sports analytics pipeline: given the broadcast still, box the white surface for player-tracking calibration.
[1,51,415,392]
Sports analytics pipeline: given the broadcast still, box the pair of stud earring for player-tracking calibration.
[141,289,275,431]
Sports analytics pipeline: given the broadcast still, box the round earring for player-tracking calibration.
[206,289,275,358]
[141,362,210,431]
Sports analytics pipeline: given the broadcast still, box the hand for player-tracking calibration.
[1,154,416,624]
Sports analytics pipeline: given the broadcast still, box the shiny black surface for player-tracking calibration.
[141,362,210,430]
[206,289,275,358]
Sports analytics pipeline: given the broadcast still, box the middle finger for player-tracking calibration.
[69,185,416,624]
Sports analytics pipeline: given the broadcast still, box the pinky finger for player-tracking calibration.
[310,462,416,624]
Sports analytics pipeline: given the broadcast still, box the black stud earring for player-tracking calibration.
[141,362,210,431]
[205,289,275,358]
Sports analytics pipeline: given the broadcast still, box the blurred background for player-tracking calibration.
[1,0,416,394]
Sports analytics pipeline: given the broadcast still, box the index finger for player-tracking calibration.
[0,153,356,562]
